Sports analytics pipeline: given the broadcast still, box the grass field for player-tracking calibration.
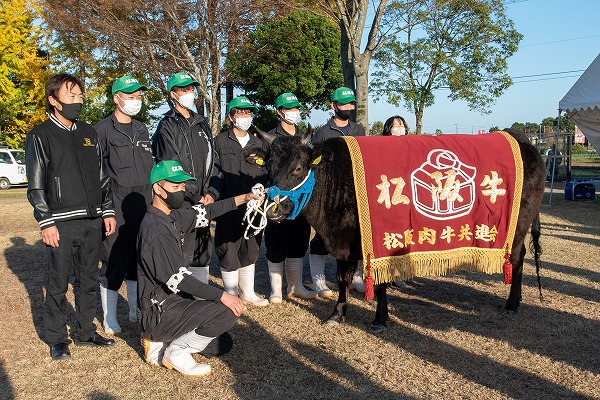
[0,186,598,399]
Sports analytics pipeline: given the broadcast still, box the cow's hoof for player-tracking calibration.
[368,324,386,334]
[323,319,340,327]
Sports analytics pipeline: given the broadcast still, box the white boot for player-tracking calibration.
[309,254,334,299]
[141,335,168,367]
[267,261,284,304]
[351,262,365,293]
[162,330,213,376]
[238,264,269,307]
[126,280,138,323]
[188,266,209,284]
[100,285,121,334]
[220,268,239,297]
[285,258,317,299]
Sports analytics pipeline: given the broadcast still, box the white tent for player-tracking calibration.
[559,53,600,151]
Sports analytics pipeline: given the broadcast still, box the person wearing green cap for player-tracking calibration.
[309,87,366,295]
[152,71,220,289]
[138,160,262,376]
[209,96,269,307]
[263,93,317,303]
[94,75,153,335]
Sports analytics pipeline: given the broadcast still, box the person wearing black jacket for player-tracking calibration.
[210,96,269,307]
[152,71,220,286]
[95,75,154,335]
[138,160,259,376]
[25,73,117,361]
[309,87,366,294]
[264,93,317,303]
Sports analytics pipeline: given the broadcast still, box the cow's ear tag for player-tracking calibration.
[255,157,265,166]
[311,155,322,165]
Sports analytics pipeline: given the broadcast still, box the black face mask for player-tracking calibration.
[56,100,82,121]
[335,108,353,121]
[158,185,186,209]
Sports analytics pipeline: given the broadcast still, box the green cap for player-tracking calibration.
[111,75,147,95]
[167,72,200,92]
[227,96,259,113]
[331,87,356,104]
[275,92,301,109]
[150,160,196,185]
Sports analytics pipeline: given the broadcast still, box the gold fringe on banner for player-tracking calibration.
[343,133,524,286]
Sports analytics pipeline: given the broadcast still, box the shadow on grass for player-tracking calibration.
[4,237,51,342]
[0,360,15,400]
[284,270,598,397]
[224,314,416,399]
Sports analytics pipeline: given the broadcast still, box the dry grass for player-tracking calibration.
[0,186,598,400]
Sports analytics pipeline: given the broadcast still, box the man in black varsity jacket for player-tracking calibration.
[25,73,117,361]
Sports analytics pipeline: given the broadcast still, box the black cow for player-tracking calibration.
[247,129,545,332]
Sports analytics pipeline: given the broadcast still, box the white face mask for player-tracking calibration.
[282,110,300,124]
[234,116,252,132]
[117,95,142,117]
[174,92,196,110]
[390,126,406,136]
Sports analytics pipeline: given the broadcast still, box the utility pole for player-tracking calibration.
[454,123,458,134]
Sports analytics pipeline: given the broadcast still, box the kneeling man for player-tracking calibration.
[137,160,259,376]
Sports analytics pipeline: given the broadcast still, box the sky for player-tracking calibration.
[310,0,600,134]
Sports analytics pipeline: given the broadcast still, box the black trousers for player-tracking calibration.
[99,187,149,290]
[265,215,311,263]
[142,295,237,344]
[214,207,261,271]
[309,233,329,256]
[44,218,102,345]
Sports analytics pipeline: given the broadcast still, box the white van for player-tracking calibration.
[0,147,27,189]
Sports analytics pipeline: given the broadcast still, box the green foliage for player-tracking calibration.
[0,0,50,149]
[371,0,522,134]
[489,126,499,132]
[435,128,443,135]
[571,143,588,154]
[226,10,344,112]
[371,121,384,136]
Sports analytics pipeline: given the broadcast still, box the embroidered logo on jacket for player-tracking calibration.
[83,138,94,147]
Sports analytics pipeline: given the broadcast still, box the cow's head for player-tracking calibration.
[244,127,332,221]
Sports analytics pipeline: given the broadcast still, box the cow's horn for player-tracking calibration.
[249,125,277,144]
[300,123,313,144]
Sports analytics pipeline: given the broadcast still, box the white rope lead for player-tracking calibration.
[243,183,275,239]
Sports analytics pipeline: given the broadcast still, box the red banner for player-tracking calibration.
[344,132,523,285]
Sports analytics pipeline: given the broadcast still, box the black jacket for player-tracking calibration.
[25,115,114,230]
[94,113,154,192]
[267,122,305,138]
[311,117,366,144]
[210,129,269,200]
[152,108,220,203]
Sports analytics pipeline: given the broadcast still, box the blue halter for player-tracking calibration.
[267,169,315,220]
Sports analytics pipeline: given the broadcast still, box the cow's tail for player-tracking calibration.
[529,212,543,300]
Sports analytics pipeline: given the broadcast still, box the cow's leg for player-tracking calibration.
[368,283,388,333]
[504,244,526,315]
[324,260,355,326]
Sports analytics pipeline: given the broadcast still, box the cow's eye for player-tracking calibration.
[294,165,303,175]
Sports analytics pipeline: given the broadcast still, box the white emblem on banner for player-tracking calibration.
[410,149,477,221]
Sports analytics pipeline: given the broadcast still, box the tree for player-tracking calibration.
[371,121,384,135]
[41,0,285,135]
[541,113,575,133]
[488,126,499,132]
[371,0,522,134]
[226,11,344,113]
[0,0,50,148]
[313,0,427,132]
[435,128,443,135]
